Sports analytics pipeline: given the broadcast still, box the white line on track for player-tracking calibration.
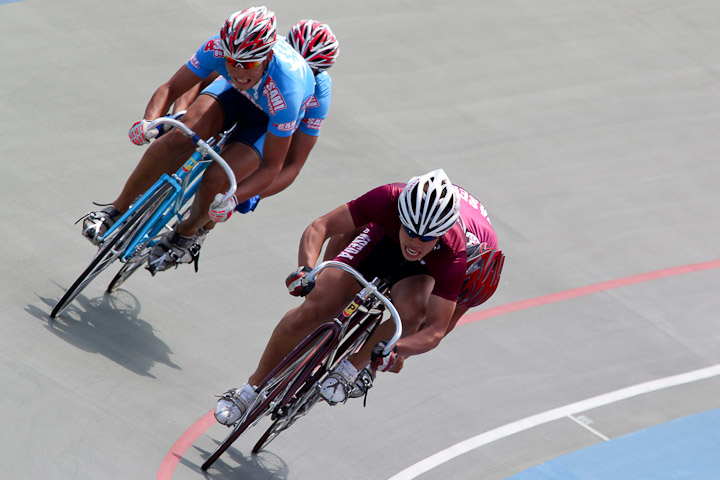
[388,363,720,480]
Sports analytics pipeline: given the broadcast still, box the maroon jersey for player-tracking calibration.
[344,183,467,302]
[455,185,498,251]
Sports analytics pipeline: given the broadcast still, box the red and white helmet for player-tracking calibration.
[398,169,461,237]
[220,6,277,61]
[286,20,339,73]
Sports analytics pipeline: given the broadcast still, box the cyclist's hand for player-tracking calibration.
[208,193,238,223]
[128,119,158,145]
[285,266,314,296]
[154,111,186,139]
[389,355,405,373]
[235,194,261,214]
[371,341,397,373]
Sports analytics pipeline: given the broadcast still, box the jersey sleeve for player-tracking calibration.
[346,185,397,228]
[297,72,332,137]
[186,36,226,80]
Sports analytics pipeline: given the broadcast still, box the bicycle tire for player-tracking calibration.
[201,328,336,471]
[251,386,322,453]
[105,252,148,293]
[51,184,174,318]
[252,309,384,453]
[105,188,193,293]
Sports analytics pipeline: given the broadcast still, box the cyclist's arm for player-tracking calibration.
[172,72,219,114]
[261,130,318,198]
[232,131,291,203]
[142,65,204,120]
[298,204,356,267]
[394,294,457,357]
[445,305,469,336]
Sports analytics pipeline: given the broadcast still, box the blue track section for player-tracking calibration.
[509,408,720,480]
[1,0,24,4]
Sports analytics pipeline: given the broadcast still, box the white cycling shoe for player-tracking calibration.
[320,359,358,405]
[81,206,120,245]
[214,383,257,426]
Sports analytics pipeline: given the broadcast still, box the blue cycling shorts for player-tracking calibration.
[201,78,268,159]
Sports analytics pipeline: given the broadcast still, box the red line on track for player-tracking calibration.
[157,258,720,478]
[156,410,215,478]
[458,259,720,326]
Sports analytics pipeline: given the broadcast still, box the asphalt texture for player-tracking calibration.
[2,1,720,479]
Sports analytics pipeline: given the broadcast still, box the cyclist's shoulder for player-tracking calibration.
[268,40,314,93]
[194,35,224,60]
[188,35,225,73]
[363,183,404,202]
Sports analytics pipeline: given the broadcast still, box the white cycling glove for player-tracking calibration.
[128,119,158,145]
[208,193,238,223]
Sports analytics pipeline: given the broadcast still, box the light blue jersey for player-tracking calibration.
[297,70,332,137]
[187,35,315,137]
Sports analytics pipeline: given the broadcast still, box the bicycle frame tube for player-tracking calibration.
[272,285,387,411]
[118,156,213,260]
[106,150,214,262]
[257,321,341,389]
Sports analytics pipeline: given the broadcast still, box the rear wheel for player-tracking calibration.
[106,252,148,293]
[51,184,174,318]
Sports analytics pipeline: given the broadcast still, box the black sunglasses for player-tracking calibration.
[402,225,437,242]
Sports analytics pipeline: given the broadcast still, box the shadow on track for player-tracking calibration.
[189,442,289,480]
[29,285,180,377]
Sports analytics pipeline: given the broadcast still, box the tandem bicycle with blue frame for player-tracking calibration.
[51,117,237,318]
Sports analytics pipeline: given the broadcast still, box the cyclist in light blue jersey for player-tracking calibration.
[170,20,335,204]
[81,9,337,272]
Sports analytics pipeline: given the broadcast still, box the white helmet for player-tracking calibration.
[398,169,460,237]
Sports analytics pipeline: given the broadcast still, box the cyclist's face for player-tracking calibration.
[226,54,270,91]
[398,226,439,261]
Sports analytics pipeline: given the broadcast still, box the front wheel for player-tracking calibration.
[51,184,173,318]
[201,328,336,471]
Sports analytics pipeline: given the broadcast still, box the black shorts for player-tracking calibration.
[201,79,268,159]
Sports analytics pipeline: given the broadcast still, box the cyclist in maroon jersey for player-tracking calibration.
[214,169,503,425]
[319,185,505,377]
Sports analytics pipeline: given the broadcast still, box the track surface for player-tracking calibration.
[3,1,719,478]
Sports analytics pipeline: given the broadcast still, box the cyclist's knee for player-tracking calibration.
[278,304,325,336]
[200,164,233,192]
[395,300,427,333]
[150,129,193,156]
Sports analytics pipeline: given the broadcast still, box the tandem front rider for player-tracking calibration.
[214,169,504,425]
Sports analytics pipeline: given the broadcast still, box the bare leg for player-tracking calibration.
[247,269,359,385]
[175,141,260,237]
[445,305,469,336]
[347,275,435,370]
[112,95,224,212]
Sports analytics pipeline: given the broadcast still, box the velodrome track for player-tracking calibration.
[2,1,720,479]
